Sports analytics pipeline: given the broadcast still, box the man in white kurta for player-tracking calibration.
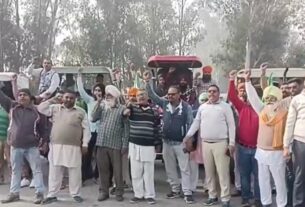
[125,89,161,205]
[37,90,90,204]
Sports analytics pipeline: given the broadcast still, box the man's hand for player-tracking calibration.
[48,95,61,104]
[229,145,235,157]
[182,136,191,144]
[123,108,131,117]
[283,147,291,160]
[169,67,176,73]
[244,69,251,82]
[35,96,43,104]
[195,72,201,79]
[96,95,103,103]
[229,70,237,81]
[11,74,17,82]
[143,71,152,82]
[40,142,49,155]
[260,62,268,76]
[78,67,83,74]
[121,148,128,155]
[82,146,88,155]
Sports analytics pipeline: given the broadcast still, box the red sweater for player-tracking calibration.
[228,80,259,147]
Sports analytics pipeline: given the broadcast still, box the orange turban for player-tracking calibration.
[128,87,138,97]
[202,65,213,74]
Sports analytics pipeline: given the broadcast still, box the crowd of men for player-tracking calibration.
[0,58,305,207]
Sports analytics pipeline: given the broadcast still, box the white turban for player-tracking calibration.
[105,85,121,98]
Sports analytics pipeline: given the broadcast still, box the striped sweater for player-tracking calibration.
[128,104,161,146]
[0,105,9,141]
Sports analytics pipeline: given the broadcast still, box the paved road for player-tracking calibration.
[0,161,276,207]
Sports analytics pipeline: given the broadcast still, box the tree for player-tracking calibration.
[175,0,205,55]
[208,0,291,71]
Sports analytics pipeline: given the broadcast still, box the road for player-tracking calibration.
[0,161,276,207]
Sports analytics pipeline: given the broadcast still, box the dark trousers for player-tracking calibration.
[293,140,305,207]
[96,147,123,196]
[237,144,260,201]
[286,158,294,207]
[82,132,98,181]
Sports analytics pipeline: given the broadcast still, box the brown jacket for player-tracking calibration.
[0,89,48,148]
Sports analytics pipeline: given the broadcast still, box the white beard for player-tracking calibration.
[104,99,116,110]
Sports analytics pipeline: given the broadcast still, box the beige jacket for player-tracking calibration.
[284,92,305,147]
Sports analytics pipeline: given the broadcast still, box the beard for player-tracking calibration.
[180,84,187,92]
[202,75,211,82]
[104,98,116,110]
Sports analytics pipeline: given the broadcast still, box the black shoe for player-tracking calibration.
[241,199,250,207]
[166,191,180,199]
[110,187,116,195]
[222,201,230,207]
[1,193,20,203]
[97,193,109,201]
[34,193,44,204]
[203,198,218,206]
[116,195,124,202]
[146,198,156,205]
[253,200,263,207]
[184,195,194,204]
[231,189,241,197]
[130,197,144,203]
[42,197,57,205]
[73,196,83,203]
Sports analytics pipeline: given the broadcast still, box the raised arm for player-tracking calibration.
[228,80,244,112]
[145,80,165,107]
[11,75,18,100]
[0,82,12,113]
[244,70,264,114]
[91,101,103,122]
[37,100,55,117]
[245,82,264,114]
[77,73,94,104]
[24,63,35,79]
[260,63,268,90]
[39,73,60,99]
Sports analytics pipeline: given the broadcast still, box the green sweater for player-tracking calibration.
[0,105,9,141]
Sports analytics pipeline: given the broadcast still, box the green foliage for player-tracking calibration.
[208,0,304,71]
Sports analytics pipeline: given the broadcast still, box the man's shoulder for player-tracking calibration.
[75,105,87,114]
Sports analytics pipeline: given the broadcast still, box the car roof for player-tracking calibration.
[238,68,305,78]
[148,55,202,68]
[53,66,112,74]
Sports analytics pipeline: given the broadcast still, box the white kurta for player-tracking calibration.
[49,144,82,168]
[129,143,156,198]
[255,148,287,206]
[48,144,82,198]
[128,143,156,162]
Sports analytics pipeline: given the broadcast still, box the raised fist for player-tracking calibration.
[143,71,152,82]
[229,70,237,80]
[244,69,251,82]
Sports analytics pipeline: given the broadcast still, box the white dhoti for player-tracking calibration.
[129,143,156,199]
[47,144,82,198]
[255,148,287,207]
